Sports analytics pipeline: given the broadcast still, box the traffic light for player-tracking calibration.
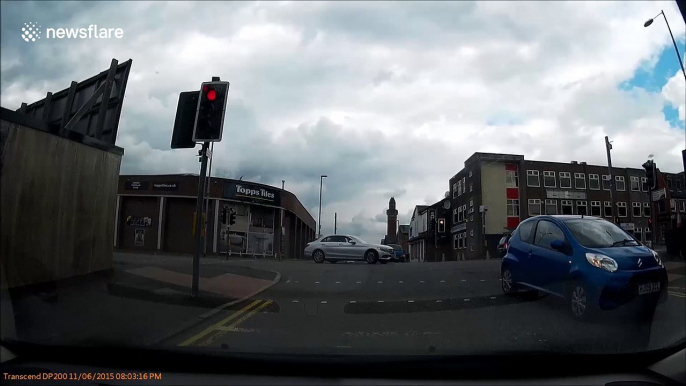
[438,218,445,233]
[229,209,236,226]
[192,81,230,142]
[642,160,657,190]
[221,207,228,225]
[171,91,199,149]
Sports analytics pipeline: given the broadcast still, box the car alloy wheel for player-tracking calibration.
[313,250,325,263]
[365,250,378,264]
[570,285,587,319]
[501,269,514,294]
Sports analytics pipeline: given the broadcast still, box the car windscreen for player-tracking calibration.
[563,219,639,248]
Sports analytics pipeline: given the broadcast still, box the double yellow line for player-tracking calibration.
[179,299,272,347]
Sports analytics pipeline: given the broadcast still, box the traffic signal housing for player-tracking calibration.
[438,218,446,233]
[229,209,236,226]
[642,160,657,190]
[221,207,228,225]
[192,81,230,142]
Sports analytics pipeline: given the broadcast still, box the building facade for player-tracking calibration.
[414,152,684,262]
[115,174,316,259]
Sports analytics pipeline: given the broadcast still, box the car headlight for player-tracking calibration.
[651,249,663,267]
[585,253,618,273]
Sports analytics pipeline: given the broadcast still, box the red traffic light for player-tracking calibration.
[206,89,217,101]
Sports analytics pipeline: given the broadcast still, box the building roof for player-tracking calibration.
[398,225,410,233]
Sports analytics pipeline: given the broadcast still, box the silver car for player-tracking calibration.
[304,235,394,264]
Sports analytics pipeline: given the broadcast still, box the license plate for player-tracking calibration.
[638,282,660,295]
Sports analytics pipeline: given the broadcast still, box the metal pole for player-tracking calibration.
[192,141,210,297]
[203,142,214,256]
[334,212,337,234]
[659,11,686,151]
[318,175,324,238]
[605,136,617,222]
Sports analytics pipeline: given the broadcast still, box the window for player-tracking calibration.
[469,215,473,222]
[617,202,627,217]
[462,177,466,192]
[469,198,473,207]
[506,170,518,187]
[589,174,600,190]
[453,208,458,223]
[534,220,566,250]
[632,202,642,217]
[574,173,586,189]
[670,199,676,211]
[643,202,651,217]
[576,201,587,215]
[469,183,473,192]
[641,177,648,192]
[677,180,683,191]
[469,171,472,178]
[680,200,686,212]
[563,219,639,248]
[602,175,611,190]
[453,234,458,249]
[452,183,457,198]
[321,236,335,242]
[470,230,474,237]
[591,201,601,217]
[457,180,462,196]
[561,200,573,215]
[528,199,541,216]
[667,179,673,190]
[457,206,463,222]
[463,204,467,220]
[635,227,643,242]
[615,176,625,191]
[604,201,612,217]
[507,199,519,217]
[545,199,557,215]
[516,220,536,244]
[527,170,540,187]
[630,176,640,191]
[559,172,571,188]
[543,171,556,187]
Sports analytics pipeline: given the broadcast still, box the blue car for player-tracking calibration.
[501,215,667,321]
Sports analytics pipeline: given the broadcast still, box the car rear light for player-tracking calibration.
[504,242,508,250]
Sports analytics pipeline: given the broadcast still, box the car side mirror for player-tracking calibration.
[550,239,566,252]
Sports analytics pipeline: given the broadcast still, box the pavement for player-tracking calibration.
[5,252,686,357]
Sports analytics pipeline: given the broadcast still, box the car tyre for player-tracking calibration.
[501,268,517,296]
[568,282,597,322]
[312,249,326,264]
[365,250,379,264]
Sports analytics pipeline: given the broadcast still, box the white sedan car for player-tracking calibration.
[303,235,394,264]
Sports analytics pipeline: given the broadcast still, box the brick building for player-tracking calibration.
[413,152,685,262]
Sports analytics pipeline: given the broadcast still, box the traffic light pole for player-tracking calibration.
[192,141,210,297]
[605,136,617,223]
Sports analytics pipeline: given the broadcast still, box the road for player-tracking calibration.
[162,258,686,355]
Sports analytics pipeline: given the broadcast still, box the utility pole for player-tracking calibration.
[605,136,617,223]
[203,142,214,256]
[334,212,337,234]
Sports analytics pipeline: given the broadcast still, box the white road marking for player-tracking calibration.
[436,300,442,303]
[336,281,341,284]
[286,280,291,283]
[440,280,445,283]
[292,300,299,303]
[321,301,328,304]
[408,300,415,303]
[378,281,383,284]
[356,281,362,284]
[377,300,384,303]
[480,279,485,282]
[295,281,299,283]
[464,298,471,302]
[461,279,466,282]
[350,301,356,303]
[399,281,404,283]
[490,296,497,300]
[420,280,425,283]
[315,281,320,284]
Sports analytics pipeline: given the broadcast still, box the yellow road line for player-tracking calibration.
[197,300,273,347]
[179,299,263,347]
[668,291,686,298]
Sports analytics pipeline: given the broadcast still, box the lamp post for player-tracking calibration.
[318,175,327,238]
[644,10,686,156]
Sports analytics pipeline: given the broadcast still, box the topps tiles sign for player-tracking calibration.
[225,182,281,205]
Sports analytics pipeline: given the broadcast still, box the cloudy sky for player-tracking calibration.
[2,1,685,243]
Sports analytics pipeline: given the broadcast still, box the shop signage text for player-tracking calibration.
[152,182,179,191]
[125,181,149,190]
[225,181,281,205]
[546,190,587,200]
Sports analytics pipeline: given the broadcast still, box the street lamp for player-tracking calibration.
[318,175,327,238]
[645,10,686,169]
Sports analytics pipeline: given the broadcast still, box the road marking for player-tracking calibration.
[286,280,291,283]
[436,300,442,303]
[399,281,404,284]
[440,280,445,283]
[490,296,497,300]
[292,300,299,303]
[420,280,425,283]
[295,281,299,283]
[668,291,686,298]
[408,300,415,303]
[315,281,320,284]
[461,279,466,282]
[321,301,328,304]
[356,281,362,284]
[220,300,272,336]
[350,301,356,303]
[378,281,383,284]
[336,281,341,284]
[179,299,262,347]
[377,300,384,303]
[480,279,485,282]
[463,298,471,302]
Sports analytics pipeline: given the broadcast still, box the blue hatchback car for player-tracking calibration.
[501,215,667,321]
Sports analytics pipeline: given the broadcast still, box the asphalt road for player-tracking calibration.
[162,258,686,356]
